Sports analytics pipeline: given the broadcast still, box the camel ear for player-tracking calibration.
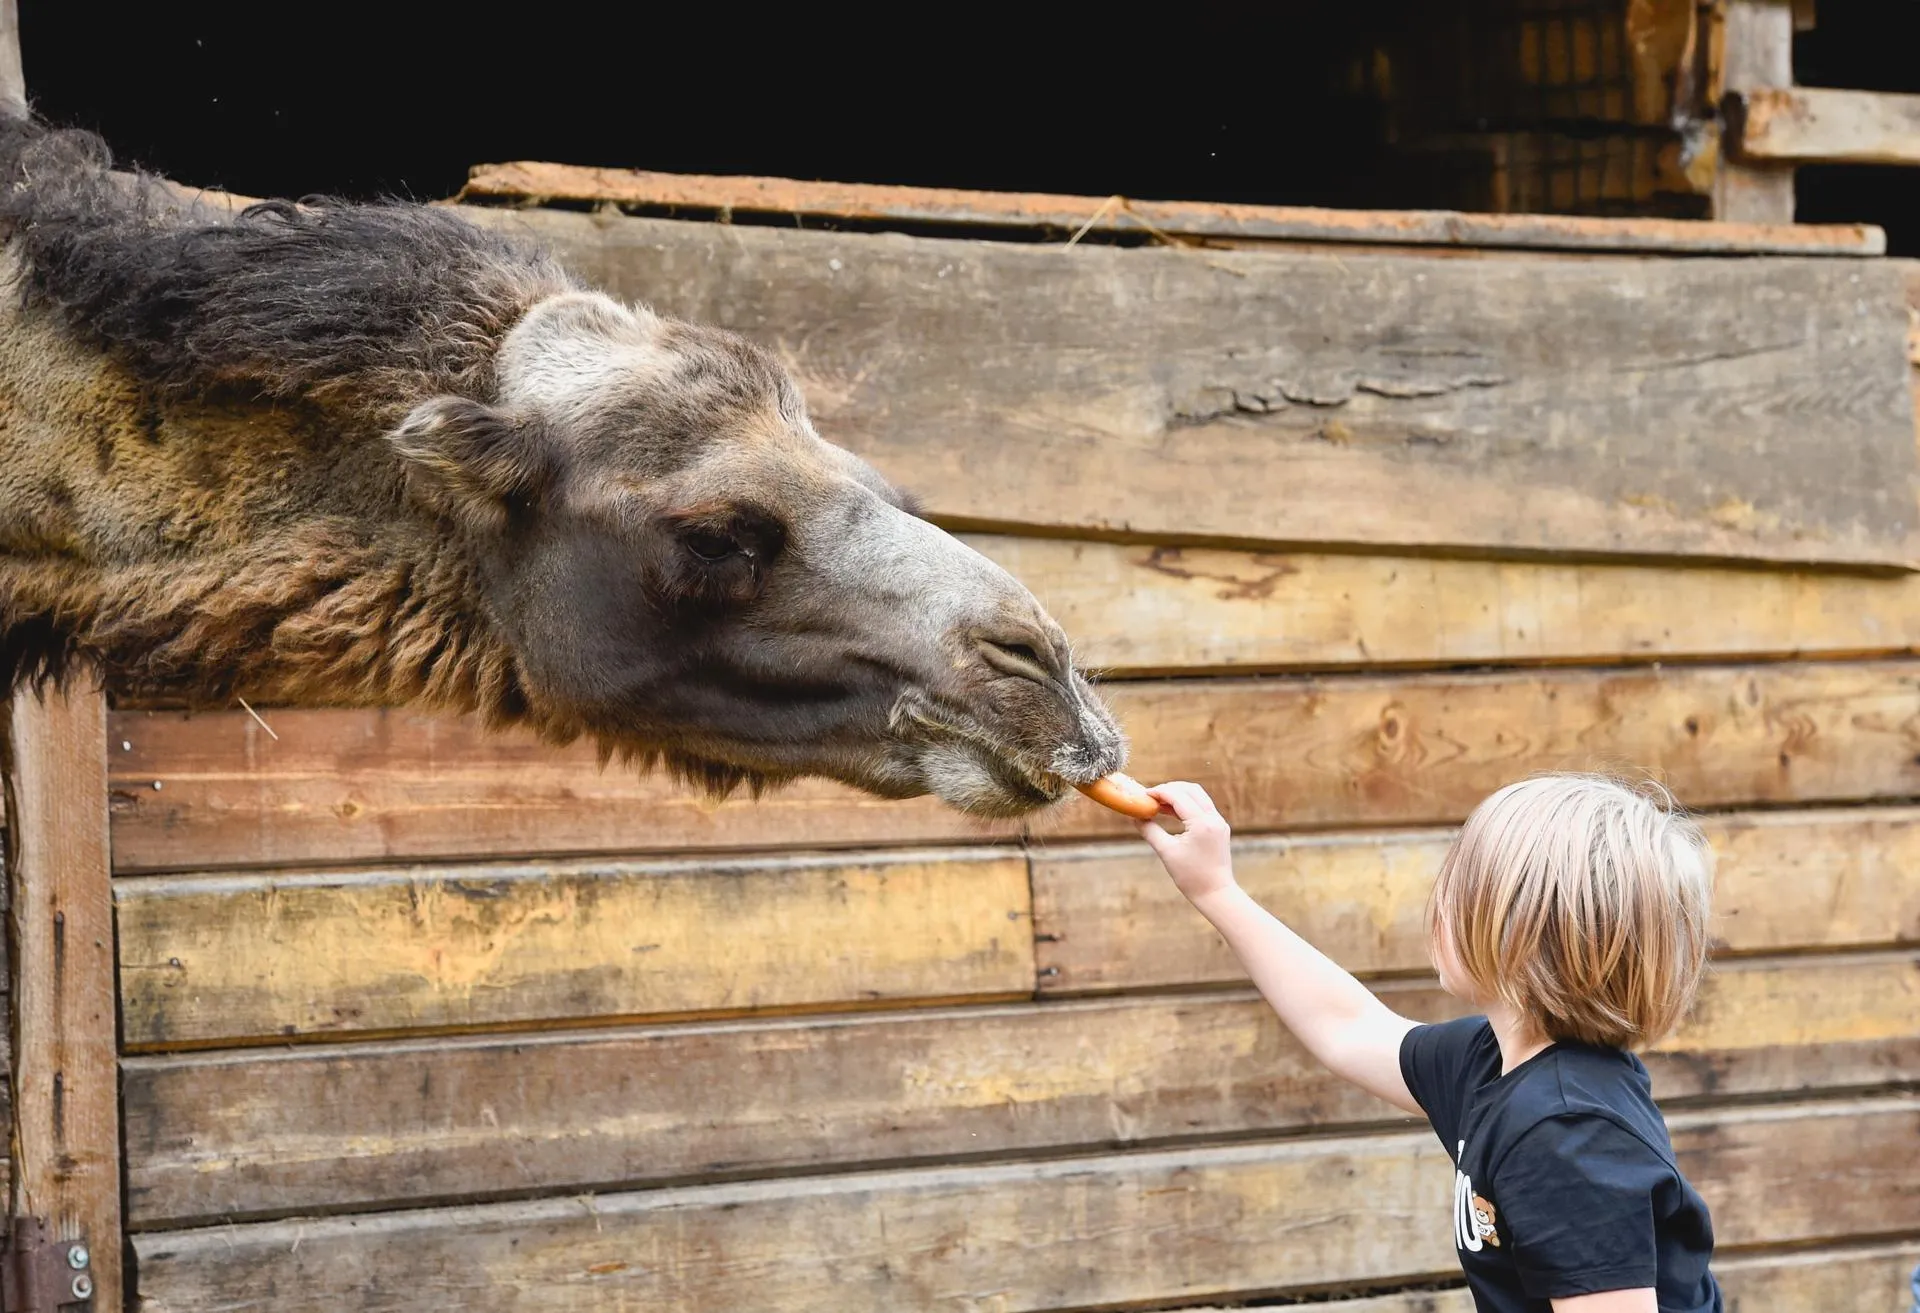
[388,396,553,528]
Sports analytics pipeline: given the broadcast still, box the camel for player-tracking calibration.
[0,114,1125,816]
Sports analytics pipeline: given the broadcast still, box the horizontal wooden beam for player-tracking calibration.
[1734,86,1920,165]
[973,535,1920,678]
[116,848,1033,1048]
[121,952,1920,1225]
[108,660,1920,870]
[454,161,1884,256]
[1177,1240,1920,1313]
[1034,806,1920,992]
[126,1095,1920,1312]
[112,799,1920,1048]
[465,208,1919,570]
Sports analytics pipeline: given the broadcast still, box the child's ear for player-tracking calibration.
[387,396,554,530]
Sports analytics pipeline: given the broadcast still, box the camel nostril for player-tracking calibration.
[974,634,1063,686]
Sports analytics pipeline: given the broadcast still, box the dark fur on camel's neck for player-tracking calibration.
[0,114,571,420]
[0,115,563,743]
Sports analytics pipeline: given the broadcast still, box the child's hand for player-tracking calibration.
[1135,781,1237,903]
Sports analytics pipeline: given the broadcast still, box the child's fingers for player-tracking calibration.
[1149,781,1221,826]
[1132,816,1176,855]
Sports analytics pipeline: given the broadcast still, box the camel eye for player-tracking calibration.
[683,530,742,563]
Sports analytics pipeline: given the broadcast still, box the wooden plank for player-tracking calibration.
[976,535,1920,677]
[1734,86,1920,165]
[1717,1241,1920,1313]
[0,0,22,118]
[116,847,1032,1049]
[126,1095,1920,1312]
[1170,1240,1920,1313]
[1709,0,1797,222]
[453,161,1885,256]
[464,207,1918,569]
[6,684,122,1308]
[120,953,1920,1226]
[109,659,1920,870]
[1034,806,1920,991]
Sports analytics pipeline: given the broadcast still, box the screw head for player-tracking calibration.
[66,1244,89,1270]
[71,1272,94,1300]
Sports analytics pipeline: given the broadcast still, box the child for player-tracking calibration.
[1136,773,1721,1313]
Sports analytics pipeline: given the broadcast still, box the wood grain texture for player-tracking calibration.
[1034,806,1920,992]
[975,534,1920,677]
[120,953,1920,1226]
[463,207,1917,567]
[1734,86,1920,165]
[6,684,122,1309]
[126,1095,1920,1312]
[452,160,1884,254]
[1170,1239,1920,1313]
[116,848,1032,1048]
[1709,0,1797,222]
[1153,403,1920,685]
[107,660,1920,870]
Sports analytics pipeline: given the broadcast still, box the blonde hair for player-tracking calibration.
[1428,773,1714,1050]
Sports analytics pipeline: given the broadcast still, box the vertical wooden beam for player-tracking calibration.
[0,0,23,118]
[7,682,121,1310]
[1711,0,1797,221]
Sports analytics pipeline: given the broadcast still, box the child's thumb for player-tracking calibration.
[1133,817,1175,855]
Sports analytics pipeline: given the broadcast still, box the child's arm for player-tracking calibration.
[1137,781,1423,1117]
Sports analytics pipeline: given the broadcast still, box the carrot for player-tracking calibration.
[1074,771,1164,820]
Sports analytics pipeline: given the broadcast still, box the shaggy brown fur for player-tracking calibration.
[0,114,1124,813]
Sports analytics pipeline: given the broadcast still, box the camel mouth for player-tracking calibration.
[889,691,1116,818]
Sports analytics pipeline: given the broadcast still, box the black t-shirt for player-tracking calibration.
[1399,1017,1722,1312]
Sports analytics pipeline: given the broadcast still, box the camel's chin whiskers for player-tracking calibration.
[914,741,1064,819]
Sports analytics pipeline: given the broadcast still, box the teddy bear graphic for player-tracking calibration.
[1470,1193,1501,1248]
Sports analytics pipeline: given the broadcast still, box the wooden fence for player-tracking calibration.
[7,187,1920,1310]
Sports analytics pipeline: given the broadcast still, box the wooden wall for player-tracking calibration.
[104,210,1920,1309]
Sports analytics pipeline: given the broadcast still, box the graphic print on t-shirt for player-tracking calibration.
[1453,1139,1501,1250]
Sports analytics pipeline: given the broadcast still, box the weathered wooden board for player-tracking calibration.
[457,208,1920,568]
[1176,1240,1920,1313]
[117,848,1031,1048]
[1715,1241,1920,1313]
[127,1096,1920,1312]
[454,160,1884,255]
[976,535,1920,676]
[1734,86,1920,166]
[6,685,123,1309]
[1708,0,1798,223]
[121,953,1920,1225]
[108,660,1920,870]
[108,707,979,872]
[1034,806,1920,991]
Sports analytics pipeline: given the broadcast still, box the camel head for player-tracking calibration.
[0,116,1124,816]
[393,290,1125,814]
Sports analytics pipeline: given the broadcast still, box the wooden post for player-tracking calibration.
[7,682,122,1310]
[1711,0,1797,221]
[0,0,22,118]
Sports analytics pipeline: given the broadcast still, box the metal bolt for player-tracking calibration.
[71,1272,93,1300]
[66,1244,89,1270]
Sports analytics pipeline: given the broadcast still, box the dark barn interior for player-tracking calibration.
[20,1,1920,251]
